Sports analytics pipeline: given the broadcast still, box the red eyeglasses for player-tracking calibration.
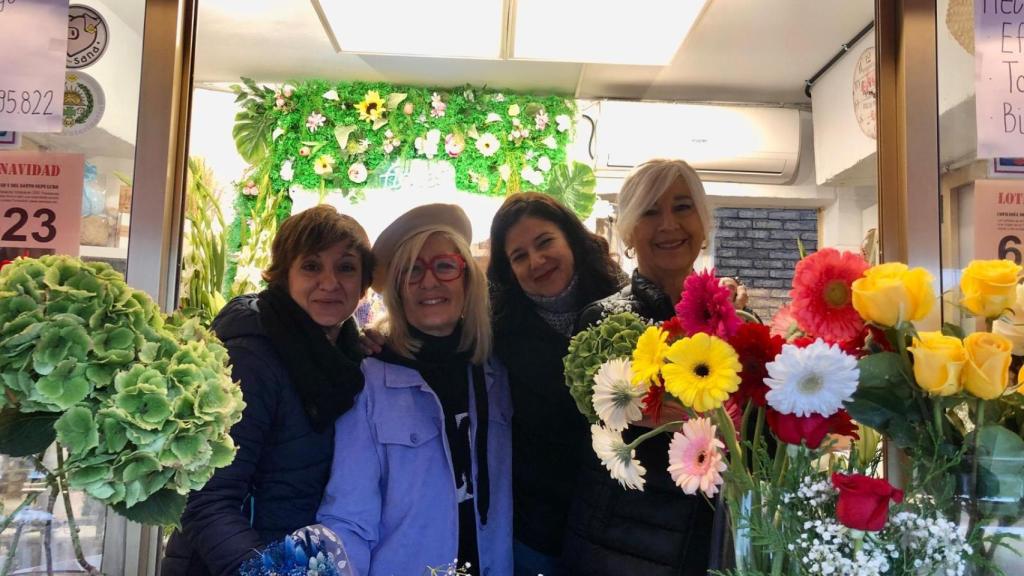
[407,253,467,285]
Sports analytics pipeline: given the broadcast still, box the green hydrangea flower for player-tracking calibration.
[563,311,648,423]
[0,255,245,526]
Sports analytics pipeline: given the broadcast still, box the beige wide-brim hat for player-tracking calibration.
[371,203,472,293]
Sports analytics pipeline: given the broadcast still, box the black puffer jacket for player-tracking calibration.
[561,270,718,576]
[161,297,338,576]
[492,276,623,557]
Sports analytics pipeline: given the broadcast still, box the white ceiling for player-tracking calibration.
[192,0,875,105]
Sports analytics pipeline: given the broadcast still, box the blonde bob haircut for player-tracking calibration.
[378,227,492,364]
[615,159,712,247]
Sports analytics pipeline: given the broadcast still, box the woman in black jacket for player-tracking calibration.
[487,193,626,576]
[562,159,721,576]
[161,205,373,576]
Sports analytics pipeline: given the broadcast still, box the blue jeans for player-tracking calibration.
[513,540,562,576]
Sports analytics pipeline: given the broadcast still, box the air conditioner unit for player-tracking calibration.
[595,100,802,185]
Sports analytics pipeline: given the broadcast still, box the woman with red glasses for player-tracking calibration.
[317,204,513,575]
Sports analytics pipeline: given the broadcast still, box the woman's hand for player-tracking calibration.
[359,328,386,355]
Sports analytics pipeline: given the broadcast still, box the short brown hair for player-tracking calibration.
[262,205,375,291]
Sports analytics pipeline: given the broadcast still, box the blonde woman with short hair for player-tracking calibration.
[318,204,513,576]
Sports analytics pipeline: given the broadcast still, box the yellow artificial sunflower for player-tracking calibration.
[632,326,669,386]
[356,90,386,122]
[661,333,742,412]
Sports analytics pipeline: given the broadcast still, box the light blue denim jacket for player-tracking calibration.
[317,356,513,576]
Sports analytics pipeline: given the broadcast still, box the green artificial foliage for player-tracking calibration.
[563,311,649,423]
[0,256,245,528]
[223,78,596,301]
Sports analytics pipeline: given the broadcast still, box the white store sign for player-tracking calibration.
[976,0,1024,157]
[0,0,69,133]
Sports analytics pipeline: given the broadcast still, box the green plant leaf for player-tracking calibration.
[941,322,966,339]
[385,92,407,110]
[845,352,922,449]
[55,406,99,456]
[110,488,187,528]
[232,109,276,164]
[0,408,58,456]
[544,161,597,218]
[334,125,357,151]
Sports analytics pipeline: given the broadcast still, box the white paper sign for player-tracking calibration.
[0,151,84,256]
[0,0,68,133]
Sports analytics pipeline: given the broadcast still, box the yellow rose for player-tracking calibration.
[992,284,1024,354]
[908,332,966,396]
[851,263,935,327]
[962,332,1013,399]
[960,259,1022,319]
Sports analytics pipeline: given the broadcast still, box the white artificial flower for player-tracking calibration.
[279,159,294,182]
[282,84,296,97]
[543,135,558,149]
[521,166,544,186]
[475,133,500,157]
[415,129,442,159]
[347,162,367,184]
[322,89,340,101]
[486,112,503,124]
[492,92,505,102]
[498,164,512,181]
[272,127,285,140]
[555,114,572,132]
[591,359,646,431]
[764,339,860,417]
[591,424,646,491]
[537,156,552,172]
[508,104,521,116]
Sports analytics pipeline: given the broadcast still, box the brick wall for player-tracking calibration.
[713,207,819,322]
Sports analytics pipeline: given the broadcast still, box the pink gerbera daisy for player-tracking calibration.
[668,417,727,497]
[675,269,742,339]
[790,248,870,342]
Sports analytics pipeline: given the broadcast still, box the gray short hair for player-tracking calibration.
[615,159,712,246]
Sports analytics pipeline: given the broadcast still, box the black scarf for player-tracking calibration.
[257,287,365,433]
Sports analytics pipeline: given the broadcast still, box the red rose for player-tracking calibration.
[728,323,784,407]
[766,409,859,449]
[832,472,903,532]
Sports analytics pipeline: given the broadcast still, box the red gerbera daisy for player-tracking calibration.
[641,384,666,423]
[675,269,742,339]
[661,317,687,341]
[789,248,870,342]
[728,323,784,407]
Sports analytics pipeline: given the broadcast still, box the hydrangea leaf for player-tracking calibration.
[0,408,58,456]
[55,406,99,456]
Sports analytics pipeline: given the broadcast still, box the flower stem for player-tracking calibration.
[626,420,685,450]
[932,399,945,439]
[56,446,101,576]
[0,491,40,536]
[45,481,58,576]
[752,407,765,474]
[0,523,24,576]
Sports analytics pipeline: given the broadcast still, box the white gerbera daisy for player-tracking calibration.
[592,424,646,491]
[764,339,860,417]
[476,133,500,157]
[592,359,647,431]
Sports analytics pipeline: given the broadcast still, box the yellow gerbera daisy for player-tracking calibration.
[356,90,386,122]
[632,326,669,386]
[662,333,742,412]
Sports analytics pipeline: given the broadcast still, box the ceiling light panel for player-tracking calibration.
[315,0,505,59]
[512,0,708,65]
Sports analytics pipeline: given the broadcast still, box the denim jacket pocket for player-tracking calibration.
[376,414,441,448]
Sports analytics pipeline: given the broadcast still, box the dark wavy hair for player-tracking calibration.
[488,193,625,323]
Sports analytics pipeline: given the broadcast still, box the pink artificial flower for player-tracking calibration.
[667,417,727,497]
[430,92,447,118]
[790,248,870,342]
[306,112,326,133]
[675,269,742,339]
[770,304,800,339]
[445,133,465,157]
[535,109,550,131]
